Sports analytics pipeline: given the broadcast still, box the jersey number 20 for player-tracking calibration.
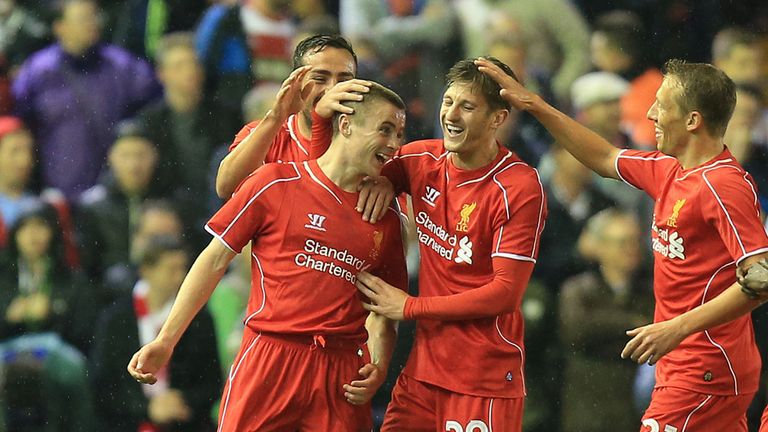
[445,420,489,432]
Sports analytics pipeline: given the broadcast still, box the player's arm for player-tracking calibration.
[343,312,396,405]
[215,66,311,198]
[127,239,236,383]
[357,257,534,321]
[622,252,768,365]
[475,58,621,179]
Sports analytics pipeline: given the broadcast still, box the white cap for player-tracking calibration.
[571,72,630,110]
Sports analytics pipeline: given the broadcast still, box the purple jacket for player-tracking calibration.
[12,43,161,199]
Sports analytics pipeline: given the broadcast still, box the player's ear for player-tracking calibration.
[338,114,353,137]
[490,109,509,129]
[686,111,703,132]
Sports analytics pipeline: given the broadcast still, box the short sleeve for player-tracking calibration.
[491,169,547,263]
[381,151,411,195]
[228,121,260,152]
[615,149,678,199]
[701,168,768,264]
[206,164,294,252]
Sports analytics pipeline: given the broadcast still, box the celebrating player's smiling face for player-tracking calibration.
[301,47,357,121]
[440,82,502,155]
[647,77,689,156]
[345,101,405,177]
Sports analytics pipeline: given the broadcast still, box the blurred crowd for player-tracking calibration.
[1,0,768,431]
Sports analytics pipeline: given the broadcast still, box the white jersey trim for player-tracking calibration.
[738,247,768,266]
[286,114,309,156]
[681,394,712,432]
[700,261,740,394]
[488,398,495,432]
[491,252,536,263]
[219,163,302,241]
[243,252,267,327]
[702,167,748,256]
[676,158,734,182]
[205,225,237,253]
[303,161,342,204]
[614,149,676,190]
[218,335,261,432]
[495,317,526,395]
[455,153,515,188]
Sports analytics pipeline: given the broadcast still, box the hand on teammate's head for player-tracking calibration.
[314,79,372,119]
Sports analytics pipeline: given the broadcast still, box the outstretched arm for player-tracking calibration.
[356,257,533,321]
[621,252,768,365]
[216,66,312,198]
[127,239,235,383]
[475,58,621,179]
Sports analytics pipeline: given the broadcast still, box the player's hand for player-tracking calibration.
[343,363,385,405]
[356,271,408,321]
[314,79,372,118]
[621,318,688,365]
[474,58,537,111]
[127,339,174,385]
[148,389,192,424]
[270,66,313,121]
[357,176,395,223]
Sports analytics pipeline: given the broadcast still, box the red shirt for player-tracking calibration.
[229,114,311,164]
[382,140,547,398]
[617,148,768,396]
[206,160,408,343]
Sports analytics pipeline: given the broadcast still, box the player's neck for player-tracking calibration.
[676,137,725,170]
[450,138,499,170]
[298,111,312,142]
[316,147,364,193]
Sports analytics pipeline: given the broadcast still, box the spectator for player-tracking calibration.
[591,10,663,149]
[340,0,457,139]
[560,208,653,432]
[90,235,220,432]
[111,0,209,59]
[0,200,95,352]
[195,0,296,111]
[11,0,160,200]
[454,0,591,105]
[136,32,240,234]
[568,71,648,213]
[76,121,162,294]
[240,82,281,123]
[0,0,49,75]
[0,116,35,251]
[712,27,764,88]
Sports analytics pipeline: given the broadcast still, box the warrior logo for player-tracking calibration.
[422,186,441,207]
[456,202,477,232]
[305,213,327,232]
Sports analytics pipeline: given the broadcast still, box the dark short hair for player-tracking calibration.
[292,34,357,70]
[139,235,186,268]
[663,59,736,137]
[332,82,405,134]
[445,57,519,111]
[594,10,646,63]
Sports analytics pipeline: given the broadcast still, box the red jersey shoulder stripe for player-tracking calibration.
[286,114,309,156]
[302,161,342,204]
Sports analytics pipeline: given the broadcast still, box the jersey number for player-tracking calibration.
[643,419,678,432]
[445,420,489,432]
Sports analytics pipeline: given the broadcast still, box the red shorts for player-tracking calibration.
[217,329,372,432]
[381,373,523,432]
[640,387,753,432]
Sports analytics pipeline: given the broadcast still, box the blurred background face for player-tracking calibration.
[158,46,204,95]
[16,218,53,261]
[724,89,761,162]
[595,216,642,274]
[131,210,183,262]
[580,99,622,139]
[108,137,158,194]
[590,32,630,74]
[54,0,102,55]
[718,44,763,86]
[553,146,592,187]
[141,251,188,300]
[0,130,34,191]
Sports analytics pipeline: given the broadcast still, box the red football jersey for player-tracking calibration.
[382,140,547,398]
[617,148,768,396]
[206,160,408,343]
[229,114,311,164]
